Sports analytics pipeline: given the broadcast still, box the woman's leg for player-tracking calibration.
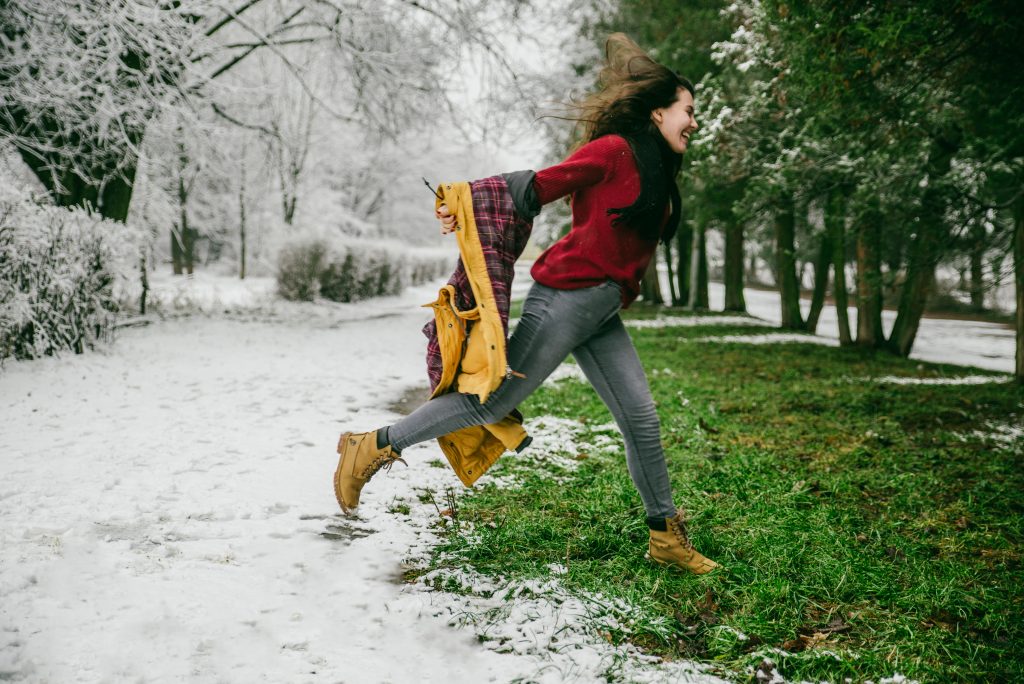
[571,313,677,521]
[386,280,623,452]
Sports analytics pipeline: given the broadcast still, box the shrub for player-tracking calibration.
[276,239,326,301]
[0,188,133,361]
[276,234,451,303]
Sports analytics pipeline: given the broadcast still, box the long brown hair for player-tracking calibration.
[568,34,693,244]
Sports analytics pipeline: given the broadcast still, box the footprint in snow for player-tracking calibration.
[319,518,375,544]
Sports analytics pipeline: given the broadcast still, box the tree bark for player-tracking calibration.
[826,188,853,345]
[176,173,195,276]
[688,218,708,309]
[676,220,692,306]
[10,109,142,222]
[805,231,831,333]
[888,129,961,356]
[969,223,985,310]
[855,199,885,347]
[775,193,804,329]
[724,219,746,312]
[664,241,678,305]
[640,254,664,304]
[1014,189,1023,383]
[239,159,247,280]
[139,250,149,315]
[171,224,184,276]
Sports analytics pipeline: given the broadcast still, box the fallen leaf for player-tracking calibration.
[696,588,719,613]
[781,637,805,652]
[799,631,837,650]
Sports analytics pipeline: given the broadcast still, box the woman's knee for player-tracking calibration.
[478,388,518,423]
[621,400,660,432]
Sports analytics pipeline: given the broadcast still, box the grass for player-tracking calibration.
[421,303,1024,682]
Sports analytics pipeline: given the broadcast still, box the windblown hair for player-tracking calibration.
[569,33,694,244]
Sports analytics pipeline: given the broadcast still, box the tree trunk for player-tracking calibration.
[888,130,961,356]
[676,220,692,306]
[171,225,184,276]
[664,241,678,305]
[283,192,297,225]
[641,253,664,304]
[176,173,195,276]
[1014,190,1023,383]
[724,220,746,312]
[239,160,247,280]
[139,250,149,316]
[688,218,708,309]
[775,193,804,329]
[805,231,832,333]
[11,114,141,222]
[826,189,852,345]
[969,223,985,311]
[855,200,885,347]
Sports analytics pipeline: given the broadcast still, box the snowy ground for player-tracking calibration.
[1,266,1010,683]
[704,282,1016,373]
[0,269,730,684]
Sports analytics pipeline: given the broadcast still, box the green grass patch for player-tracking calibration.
[425,305,1024,682]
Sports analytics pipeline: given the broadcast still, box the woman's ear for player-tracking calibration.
[651,108,664,125]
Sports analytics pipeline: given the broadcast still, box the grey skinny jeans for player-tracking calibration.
[388,279,677,519]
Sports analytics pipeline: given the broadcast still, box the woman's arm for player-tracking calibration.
[501,135,627,221]
[535,134,627,204]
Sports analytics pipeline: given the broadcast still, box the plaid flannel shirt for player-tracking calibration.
[424,175,533,392]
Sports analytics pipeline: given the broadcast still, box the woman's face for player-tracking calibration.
[651,87,698,155]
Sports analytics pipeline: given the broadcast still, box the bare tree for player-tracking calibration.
[0,0,532,223]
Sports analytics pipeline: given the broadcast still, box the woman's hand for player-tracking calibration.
[436,204,458,235]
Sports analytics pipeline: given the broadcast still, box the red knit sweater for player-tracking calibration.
[530,134,666,307]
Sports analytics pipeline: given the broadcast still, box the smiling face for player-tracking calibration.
[650,87,698,154]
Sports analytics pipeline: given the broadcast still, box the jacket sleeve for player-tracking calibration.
[501,170,540,221]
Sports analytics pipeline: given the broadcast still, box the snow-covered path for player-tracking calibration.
[0,286,548,682]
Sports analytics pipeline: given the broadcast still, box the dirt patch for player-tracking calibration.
[387,386,430,416]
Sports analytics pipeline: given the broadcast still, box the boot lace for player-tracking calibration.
[668,510,695,549]
[360,449,408,480]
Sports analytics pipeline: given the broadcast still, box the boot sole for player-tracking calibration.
[645,551,720,575]
[334,432,355,515]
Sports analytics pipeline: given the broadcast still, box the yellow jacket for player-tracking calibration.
[423,181,530,486]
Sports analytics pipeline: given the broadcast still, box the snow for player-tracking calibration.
[1,269,726,684]
[1,284,531,683]
[691,332,838,346]
[704,282,1016,373]
[869,374,1013,385]
[0,266,995,683]
[624,315,765,329]
[626,278,1016,373]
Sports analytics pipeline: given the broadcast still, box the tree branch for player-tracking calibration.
[206,6,306,79]
[211,103,278,138]
[205,0,267,37]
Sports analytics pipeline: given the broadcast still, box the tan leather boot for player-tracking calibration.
[647,509,720,574]
[333,431,407,514]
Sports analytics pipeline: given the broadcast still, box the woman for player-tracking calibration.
[334,34,718,574]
